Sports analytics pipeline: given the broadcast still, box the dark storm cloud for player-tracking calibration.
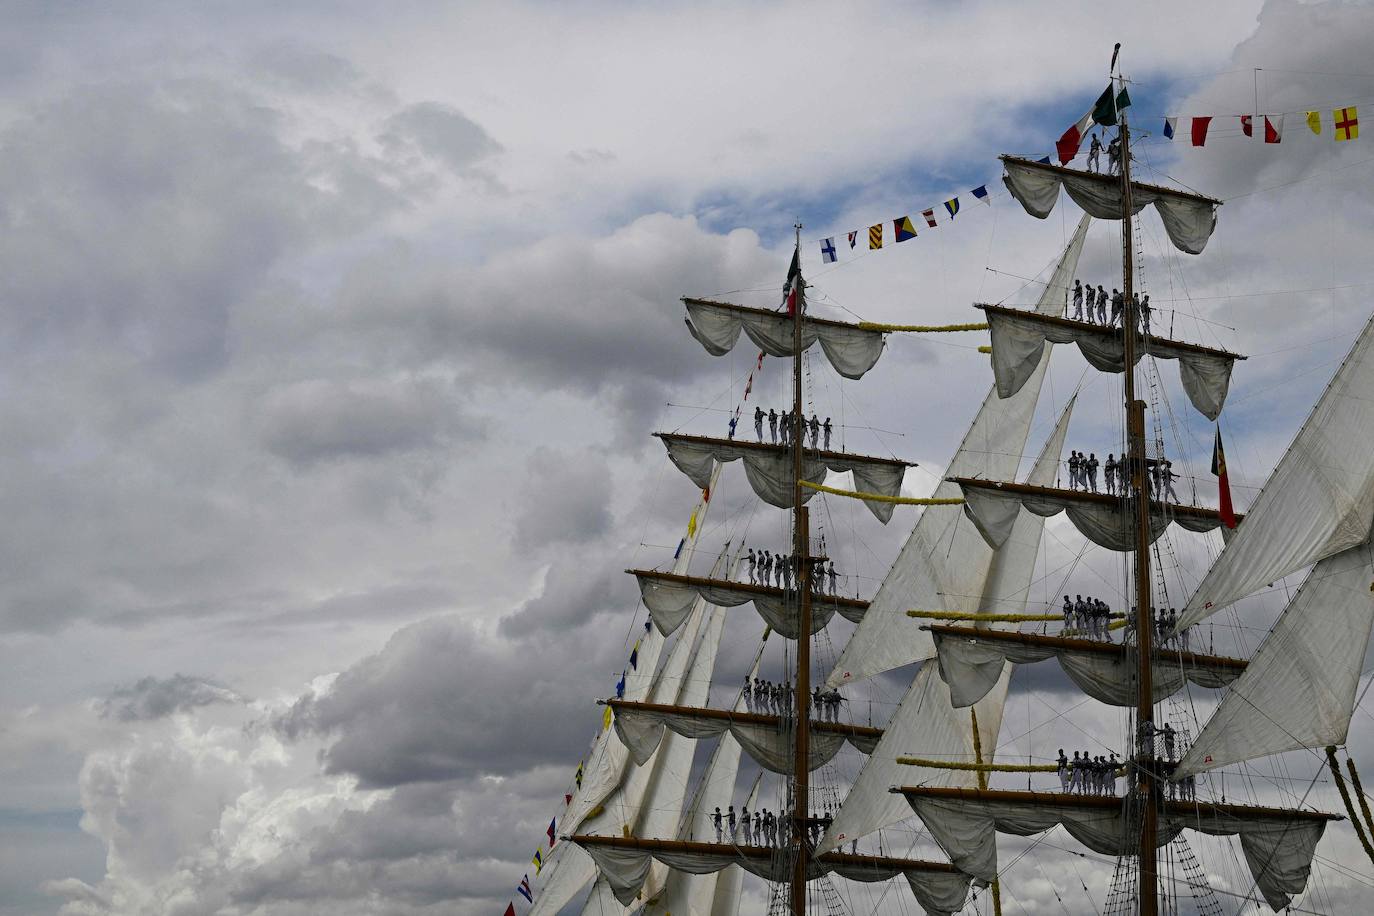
[512,447,614,549]
[98,674,241,722]
[379,101,503,176]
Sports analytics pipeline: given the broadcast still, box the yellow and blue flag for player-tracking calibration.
[893,216,916,242]
[944,197,960,219]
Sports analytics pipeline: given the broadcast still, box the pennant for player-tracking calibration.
[702,485,710,503]
[1307,110,1322,135]
[1212,427,1236,529]
[921,208,937,227]
[893,216,916,242]
[971,185,990,205]
[819,237,836,263]
[532,850,544,874]
[602,705,613,729]
[615,670,625,698]
[1335,106,1359,142]
[868,223,882,249]
[756,352,764,369]
[673,537,684,559]
[565,793,573,806]
[847,230,857,249]
[506,903,517,916]
[644,619,651,631]
[629,638,640,669]
[782,246,802,314]
[575,760,584,788]
[548,818,557,848]
[686,508,697,538]
[518,877,533,903]
[1056,110,1094,164]
[943,197,960,219]
[1035,155,1051,164]
[1264,114,1284,144]
[743,373,753,398]
[1240,114,1253,137]
[1191,116,1212,147]
[1162,117,1176,140]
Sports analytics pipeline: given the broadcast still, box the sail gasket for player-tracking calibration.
[655,432,914,524]
[682,297,886,379]
[1000,155,1220,254]
[979,304,1243,421]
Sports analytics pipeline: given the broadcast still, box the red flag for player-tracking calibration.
[505,904,517,916]
[1240,114,1253,137]
[547,817,557,848]
[1191,117,1212,147]
[1212,427,1236,529]
[564,793,572,806]
[1264,115,1284,144]
[1057,111,1094,164]
[782,248,802,316]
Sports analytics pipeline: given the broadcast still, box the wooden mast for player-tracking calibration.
[1113,66,1160,915]
[789,223,813,916]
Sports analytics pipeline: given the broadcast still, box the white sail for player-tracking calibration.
[1177,539,1374,777]
[819,400,1072,853]
[1182,312,1374,629]
[683,297,887,380]
[828,215,1089,687]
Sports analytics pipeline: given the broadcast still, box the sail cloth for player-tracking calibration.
[827,216,1092,686]
[957,480,1231,552]
[1178,541,1374,778]
[575,838,972,916]
[981,306,1240,420]
[930,627,1244,708]
[819,399,1074,854]
[901,789,1332,911]
[610,702,881,774]
[1182,312,1374,628]
[683,298,886,380]
[656,433,911,523]
[633,570,865,638]
[1000,156,1220,255]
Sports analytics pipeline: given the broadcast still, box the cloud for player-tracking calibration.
[97,675,243,722]
[379,101,503,177]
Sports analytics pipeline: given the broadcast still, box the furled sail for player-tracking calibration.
[609,700,881,774]
[956,479,1235,552]
[1000,156,1220,254]
[655,433,912,523]
[827,216,1091,686]
[682,297,886,380]
[980,305,1240,420]
[899,787,1335,911]
[931,626,1245,707]
[632,569,866,638]
[1177,540,1374,778]
[1182,312,1374,628]
[819,398,1073,853]
[573,836,973,916]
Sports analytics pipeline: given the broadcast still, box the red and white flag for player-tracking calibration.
[922,209,937,227]
[782,248,802,316]
[1264,114,1284,143]
[1240,114,1253,137]
[1191,117,1213,147]
[1056,110,1094,164]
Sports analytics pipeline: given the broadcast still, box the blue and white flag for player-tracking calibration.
[1163,117,1176,140]
[820,237,837,263]
[971,185,990,205]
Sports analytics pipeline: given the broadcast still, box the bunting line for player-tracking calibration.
[798,480,963,505]
[813,181,994,265]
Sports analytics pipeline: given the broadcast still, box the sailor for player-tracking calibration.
[1161,459,1180,503]
[1167,607,1179,647]
[747,548,757,584]
[1087,132,1103,172]
[1084,284,1097,323]
[810,414,820,448]
[1108,288,1122,327]
[1063,595,1073,632]
[829,689,843,722]
[1140,293,1153,337]
[1069,751,1084,794]
[768,409,778,443]
[1087,452,1100,493]
[741,804,751,844]
[727,413,738,440]
[1183,773,1197,802]
[1057,748,1071,792]
[1072,279,1084,319]
[1108,754,1120,795]
[822,417,833,450]
[775,553,785,588]
[742,677,754,713]
[813,686,824,720]
[1157,608,1170,646]
[781,554,792,591]
[760,551,771,586]
[1162,722,1176,761]
[810,813,821,845]
[821,810,834,842]
[1107,134,1122,174]
[1104,454,1117,496]
[727,804,736,839]
[828,560,837,595]
[754,810,763,844]
[782,409,792,446]
[1074,595,1087,634]
[1068,451,1081,490]
[755,406,765,441]
[713,806,724,842]
[1138,721,1157,758]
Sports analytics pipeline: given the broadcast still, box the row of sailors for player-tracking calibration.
[1062,595,1115,641]
[1141,720,1183,761]
[746,549,840,594]
[1066,451,1181,502]
[742,678,844,721]
[1070,280,1154,336]
[1149,607,1193,652]
[754,407,833,450]
[1057,750,1121,796]
[710,805,859,853]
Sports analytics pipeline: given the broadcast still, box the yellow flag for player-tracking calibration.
[1335,106,1359,141]
[603,705,613,729]
[1306,110,1321,134]
[868,223,883,250]
[686,508,698,538]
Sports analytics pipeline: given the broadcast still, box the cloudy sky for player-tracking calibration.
[5,1,1374,914]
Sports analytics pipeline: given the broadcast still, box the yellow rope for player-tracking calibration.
[799,480,964,505]
[858,321,989,333]
[1346,756,1374,841]
[1329,747,1374,865]
[907,611,1064,622]
[978,345,993,354]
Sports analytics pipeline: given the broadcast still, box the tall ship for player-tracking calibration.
[520,54,1374,915]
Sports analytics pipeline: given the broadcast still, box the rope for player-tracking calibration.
[978,345,993,354]
[797,480,963,505]
[907,610,1066,622]
[1346,756,1374,841]
[856,321,989,332]
[1327,746,1374,867]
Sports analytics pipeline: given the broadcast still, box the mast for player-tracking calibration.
[1113,70,1159,915]
[790,222,812,916]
